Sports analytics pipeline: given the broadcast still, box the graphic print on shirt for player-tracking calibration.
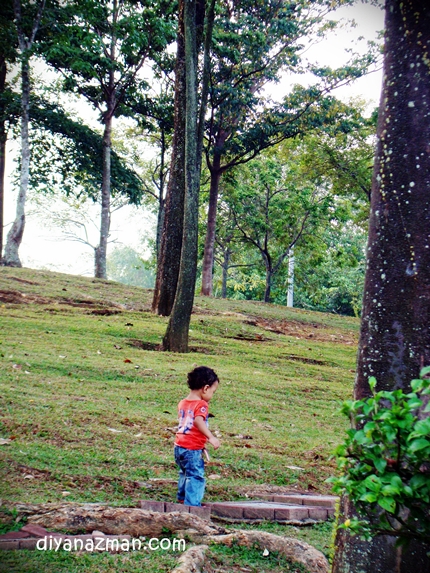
[177,404,207,435]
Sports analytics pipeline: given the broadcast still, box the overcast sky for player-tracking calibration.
[2,1,385,277]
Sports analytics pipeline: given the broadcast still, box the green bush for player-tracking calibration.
[329,368,430,543]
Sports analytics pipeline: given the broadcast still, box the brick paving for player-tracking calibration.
[140,493,337,523]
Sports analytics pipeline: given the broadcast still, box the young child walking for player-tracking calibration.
[174,366,220,507]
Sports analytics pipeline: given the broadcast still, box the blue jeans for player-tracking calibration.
[174,446,205,507]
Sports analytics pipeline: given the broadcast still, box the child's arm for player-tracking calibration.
[194,416,221,450]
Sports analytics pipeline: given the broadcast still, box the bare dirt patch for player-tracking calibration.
[0,289,51,305]
[280,355,329,366]
[244,317,357,345]
[126,339,217,354]
[4,276,40,286]
[0,289,123,314]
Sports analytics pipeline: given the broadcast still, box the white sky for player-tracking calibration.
[2,1,385,277]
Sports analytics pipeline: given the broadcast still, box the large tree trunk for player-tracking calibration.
[331,1,430,572]
[162,0,215,351]
[152,0,186,316]
[201,148,222,296]
[0,57,6,262]
[163,0,199,352]
[95,111,112,279]
[2,53,30,267]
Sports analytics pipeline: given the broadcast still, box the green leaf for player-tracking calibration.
[412,419,430,436]
[364,475,381,492]
[408,438,430,453]
[374,458,387,473]
[419,366,430,378]
[369,377,377,391]
[359,492,377,503]
[378,497,396,513]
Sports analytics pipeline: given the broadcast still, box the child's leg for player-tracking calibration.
[175,446,205,506]
[183,449,205,506]
[174,446,186,503]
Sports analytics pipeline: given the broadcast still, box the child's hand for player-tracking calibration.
[208,435,221,450]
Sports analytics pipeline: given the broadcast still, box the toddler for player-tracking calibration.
[174,366,220,506]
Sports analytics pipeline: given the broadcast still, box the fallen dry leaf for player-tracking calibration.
[0,438,12,445]
[107,428,123,433]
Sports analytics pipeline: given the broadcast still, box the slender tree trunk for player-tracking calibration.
[155,128,167,260]
[163,0,199,352]
[95,111,112,279]
[152,0,186,316]
[3,54,30,267]
[3,0,45,267]
[221,248,231,299]
[332,1,430,571]
[264,267,272,303]
[0,57,6,262]
[201,155,222,296]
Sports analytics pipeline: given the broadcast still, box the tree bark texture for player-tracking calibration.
[332,1,430,572]
[201,155,222,296]
[163,0,199,352]
[0,56,6,261]
[2,53,30,267]
[3,0,45,267]
[95,110,113,279]
[152,0,186,316]
[221,248,231,298]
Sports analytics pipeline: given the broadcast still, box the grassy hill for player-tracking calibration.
[0,267,360,572]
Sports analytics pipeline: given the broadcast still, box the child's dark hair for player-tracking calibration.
[187,366,219,390]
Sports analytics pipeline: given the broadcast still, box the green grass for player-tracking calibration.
[0,267,358,571]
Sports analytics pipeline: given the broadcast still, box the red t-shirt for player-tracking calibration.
[175,399,209,450]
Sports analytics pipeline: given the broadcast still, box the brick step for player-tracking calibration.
[139,497,336,523]
[138,500,211,520]
[250,493,338,509]
[206,501,335,522]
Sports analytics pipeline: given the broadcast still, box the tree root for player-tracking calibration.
[1,502,223,538]
[2,502,329,573]
[201,530,329,573]
[170,544,208,573]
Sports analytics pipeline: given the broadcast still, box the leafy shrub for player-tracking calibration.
[329,368,430,543]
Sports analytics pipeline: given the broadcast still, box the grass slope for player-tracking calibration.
[0,267,359,571]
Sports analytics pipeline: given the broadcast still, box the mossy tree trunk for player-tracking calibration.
[331,1,430,572]
[162,0,199,352]
[152,0,186,316]
[162,0,215,351]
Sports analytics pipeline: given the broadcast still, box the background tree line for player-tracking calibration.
[1,0,378,326]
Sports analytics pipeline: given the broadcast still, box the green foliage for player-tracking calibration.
[29,96,144,203]
[329,370,430,543]
[39,0,176,116]
[293,224,367,316]
[107,245,155,288]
